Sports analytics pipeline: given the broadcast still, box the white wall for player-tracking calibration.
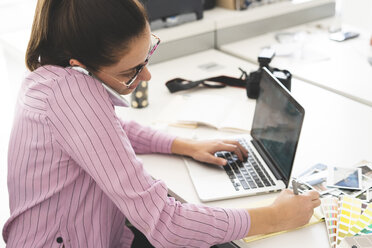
[0,0,36,33]
[341,0,372,31]
[0,46,13,248]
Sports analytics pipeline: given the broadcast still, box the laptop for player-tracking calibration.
[184,67,305,202]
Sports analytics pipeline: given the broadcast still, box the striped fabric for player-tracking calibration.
[3,65,250,247]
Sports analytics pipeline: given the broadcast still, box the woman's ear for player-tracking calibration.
[69,59,86,68]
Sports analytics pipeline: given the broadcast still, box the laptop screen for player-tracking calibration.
[251,68,304,181]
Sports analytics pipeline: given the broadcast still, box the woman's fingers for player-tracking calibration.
[303,190,321,207]
[311,198,321,208]
[219,140,248,161]
[216,143,244,161]
[189,139,249,166]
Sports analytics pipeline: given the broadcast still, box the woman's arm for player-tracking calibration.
[119,119,176,154]
[171,138,321,236]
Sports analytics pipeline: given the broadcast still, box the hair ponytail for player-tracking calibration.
[25,0,148,72]
[26,0,54,71]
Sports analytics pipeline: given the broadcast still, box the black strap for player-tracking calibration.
[165,68,248,93]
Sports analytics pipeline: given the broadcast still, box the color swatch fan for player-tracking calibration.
[336,196,362,245]
[322,197,339,248]
[321,196,372,247]
[346,202,372,236]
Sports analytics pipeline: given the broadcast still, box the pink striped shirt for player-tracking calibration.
[3,65,250,247]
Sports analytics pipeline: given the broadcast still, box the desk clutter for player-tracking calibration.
[295,161,372,202]
[296,161,372,248]
[242,161,372,247]
[140,0,292,30]
[165,49,292,99]
[322,196,372,248]
[140,0,204,30]
[217,0,290,11]
[140,0,291,29]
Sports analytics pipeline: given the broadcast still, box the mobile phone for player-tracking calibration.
[70,66,129,107]
[329,31,360,42]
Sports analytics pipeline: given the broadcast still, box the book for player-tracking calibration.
[216,0,245,10]
[156,94,255,133]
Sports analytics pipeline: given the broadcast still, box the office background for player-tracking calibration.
[0,0,371,247]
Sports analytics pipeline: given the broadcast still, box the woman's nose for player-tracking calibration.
[137,66,151,82]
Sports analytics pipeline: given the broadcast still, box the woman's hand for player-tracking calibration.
[269,189,321,231]
[171,138,248,166]
[246,189,321,236]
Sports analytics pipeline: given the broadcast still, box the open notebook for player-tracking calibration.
[156,94,254,133]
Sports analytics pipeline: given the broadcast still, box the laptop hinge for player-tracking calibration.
[251,140,289,186]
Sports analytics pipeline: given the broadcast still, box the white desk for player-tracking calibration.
[116,50,372,248]
[220,18,372,107]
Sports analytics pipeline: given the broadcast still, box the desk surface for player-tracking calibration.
[116,49,372,248]
[220,18,372,107]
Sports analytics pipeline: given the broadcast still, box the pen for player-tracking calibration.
[292,178,299,195]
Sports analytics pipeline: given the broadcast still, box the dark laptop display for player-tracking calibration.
[251,68,305,185]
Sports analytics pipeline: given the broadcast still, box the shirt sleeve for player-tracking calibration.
[118,119,176,154]
[46,74,250,247]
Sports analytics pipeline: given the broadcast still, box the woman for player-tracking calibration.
[3,0,320,247]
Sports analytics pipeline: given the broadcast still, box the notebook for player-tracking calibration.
[183,67,305,202]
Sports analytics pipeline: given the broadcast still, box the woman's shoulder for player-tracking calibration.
[28,65,75,83]
[27,65,112,107]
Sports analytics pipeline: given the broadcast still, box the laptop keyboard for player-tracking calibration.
[215,139,276,191]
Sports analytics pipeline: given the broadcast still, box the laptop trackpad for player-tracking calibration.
[183,157,236,200]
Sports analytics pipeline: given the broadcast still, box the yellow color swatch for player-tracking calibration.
[347,203,372,236]
[336,196,362,245]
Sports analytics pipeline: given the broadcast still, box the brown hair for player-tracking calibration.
[26,0,148,71]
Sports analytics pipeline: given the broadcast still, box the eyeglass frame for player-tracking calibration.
[97,33,160,88]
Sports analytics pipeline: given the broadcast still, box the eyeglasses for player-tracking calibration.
[98,33,160,88]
